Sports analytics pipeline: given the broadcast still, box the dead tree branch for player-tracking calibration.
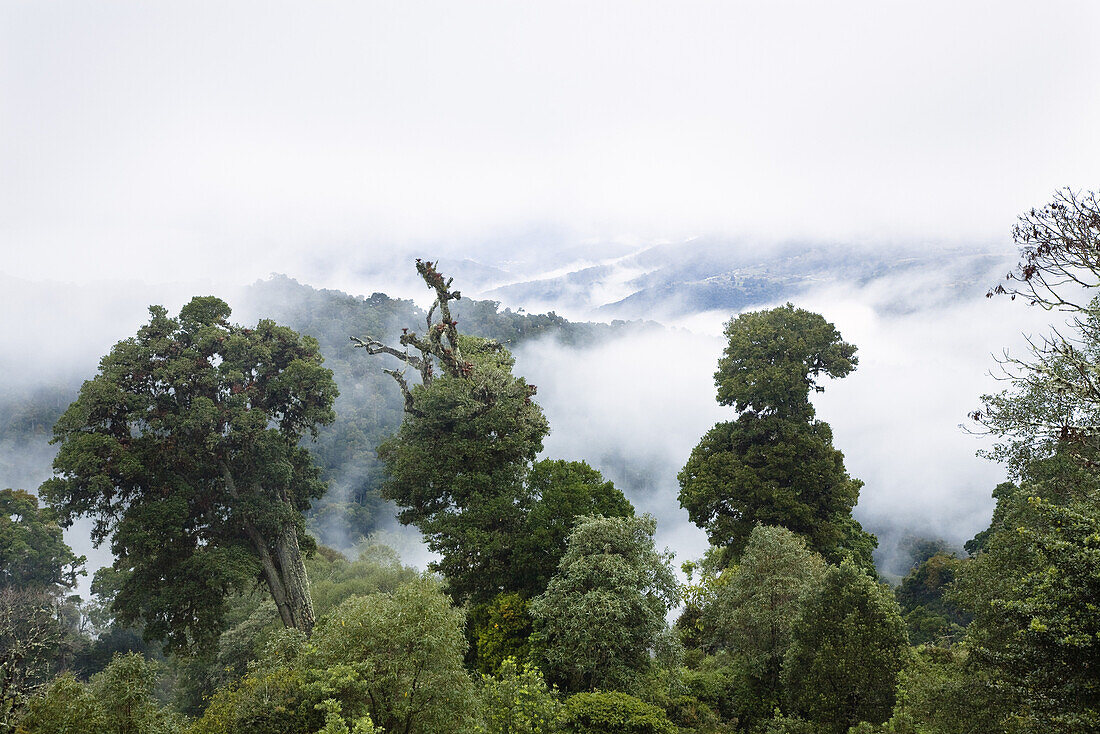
[353,259,479,411]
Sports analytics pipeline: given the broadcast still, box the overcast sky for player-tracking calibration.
[3,1,1100,289]
[3,2,1099,577]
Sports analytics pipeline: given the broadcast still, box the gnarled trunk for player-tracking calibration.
[272,522,315,633]
[220,463,316,635]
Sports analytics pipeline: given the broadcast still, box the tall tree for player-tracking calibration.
[977,188,1100,470]
[358,262,546,603]
[702,525,825,722]
[529,514,678,693]
[958,190,1100,731]
[42,297,337,650]
[713,304,857,422]
[781,559,910,734]
[359,262,631,604]
[678,304,874,568]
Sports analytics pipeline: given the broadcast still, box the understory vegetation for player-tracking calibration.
[4,190,1100,732]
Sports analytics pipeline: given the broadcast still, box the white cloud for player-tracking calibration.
[3,1,1099,286]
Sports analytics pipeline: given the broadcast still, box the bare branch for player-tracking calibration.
[355,259,481,413]
[384,369,416,413]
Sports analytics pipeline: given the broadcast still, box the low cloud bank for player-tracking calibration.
[514,269,1059,573]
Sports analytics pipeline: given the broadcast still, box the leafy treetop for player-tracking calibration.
[0,488,85,592]
[42,296,337,651]
[716,303,856,421]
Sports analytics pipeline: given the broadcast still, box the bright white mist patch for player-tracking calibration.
[514,328,726,565]
[513,279,1060,570]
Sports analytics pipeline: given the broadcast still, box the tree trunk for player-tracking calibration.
[272,522,316,634]
[220,463,316,635]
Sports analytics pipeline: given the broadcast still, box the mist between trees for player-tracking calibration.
[3,190,1100,732]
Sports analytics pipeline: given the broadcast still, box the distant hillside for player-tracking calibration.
[247,276,648,547]
[0,276,644,550]
[480,241,1013,319]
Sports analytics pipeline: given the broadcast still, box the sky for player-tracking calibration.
[3,1,1100,290]
[3,1,1099,578]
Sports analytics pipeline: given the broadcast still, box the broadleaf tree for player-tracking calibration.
[961,189,1100,729]
[529,514,678,693]
[42,297,338,651]
[781,559,910,733]
[702,524,826,724]
[359,262,632,605]
[678,304,875,568]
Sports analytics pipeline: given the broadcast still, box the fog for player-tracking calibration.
[512,271,1059,573]
[4,2,1100,291]
[0,252,1075,593]
[3,0,1099,586]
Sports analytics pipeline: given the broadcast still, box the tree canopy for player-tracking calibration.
[529,514,678,693]
[42,297,337,650]
[704,525,825,701]
[362,262,632,606]
[715,303,857,421]
[781,559,909,733]
[679,304,873,568]
[953,483,1100,731]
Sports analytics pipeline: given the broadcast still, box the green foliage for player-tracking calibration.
[675,548,731,654]
[875,645,1006,734]
[310,578,475,734]
[20,653,182,734]
[530,515,678,693]
[782,560,910,734]
[476,593,535,675]
[894,552,969,646]
[225,276,639,549]
[762,713,818,734]
[0,491,88,728]
[168,543,421,717]
[476,658,562,734]
[963,196,1100,728]
[702,526,825,726]
[952,483,1100,732]
[313,699,379,734]
[963,481,1016,557]
[0,488,84,592]
[91,653,183,734]
[377,335,549,604]
[679,305,874,569]
[0,277,640,554]
[679,655,745,725]
[662,694,723,732]
[372,266,634,607]
[975,295,1100,483]
[515,460,635,599]
[559,691,675,734]
[679,413,871,568]
[16,672,105,734]
[188,631,318,734]
[43,297,338,650]
[714,303,857,421]
[305,543,422,618]
[191,577,474,734]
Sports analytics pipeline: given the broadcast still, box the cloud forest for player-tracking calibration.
[1,190,1098,733]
